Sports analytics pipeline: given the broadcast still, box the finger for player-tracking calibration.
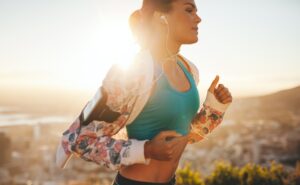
[216,86,228,96]
[208,75,219,93]
[215,84,225,94]
[218,91,231,101]
[221,96,232,104]
[168,137,186,148]
[177,135,189,144]
[218,96,227,103]
[168,138,183,147]
[217,84,226,91]
[217,88,229,98]
[157,130,182,139]
[214,87,222,98]
[217,93,231,103]
[222,98,232,104]
[217,94,227,101]
[168,135,187,141]
[170,135,188,143]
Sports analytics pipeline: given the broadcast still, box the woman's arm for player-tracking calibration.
[176,56,232,144]
[56,64,151,171]
[188,75,232,144]
[188,91,230,144]
[60,116,150,171]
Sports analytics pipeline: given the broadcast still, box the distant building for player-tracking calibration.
[33,123,41,141]
[0,132,12,166]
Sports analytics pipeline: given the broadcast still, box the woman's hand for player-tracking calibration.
[208,75,232,104]
[144,130,188,161]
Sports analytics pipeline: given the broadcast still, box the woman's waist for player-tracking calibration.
[119,158,180,183]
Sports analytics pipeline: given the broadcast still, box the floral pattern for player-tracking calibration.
[61,115,137,171]
[188,104,225,144]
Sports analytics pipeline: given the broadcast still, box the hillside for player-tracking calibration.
[225,85,300,121]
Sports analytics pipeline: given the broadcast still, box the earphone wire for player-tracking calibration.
[135,15,179,97]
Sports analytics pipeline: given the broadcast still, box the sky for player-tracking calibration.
[0,0,299,98]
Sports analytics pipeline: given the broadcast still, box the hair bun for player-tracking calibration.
[128,9,150,48]
[129,9,142,36]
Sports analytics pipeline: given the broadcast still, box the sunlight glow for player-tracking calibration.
[99,22,140,69]
[68,21,141,91]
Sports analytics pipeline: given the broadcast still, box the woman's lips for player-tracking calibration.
[192,27,198,31]
[192,27,198,33]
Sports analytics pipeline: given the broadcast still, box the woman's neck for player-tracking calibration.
[149,39,181,66]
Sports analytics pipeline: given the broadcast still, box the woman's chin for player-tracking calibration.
[184,37,198,44]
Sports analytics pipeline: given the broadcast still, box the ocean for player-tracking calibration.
[0,106,72,127]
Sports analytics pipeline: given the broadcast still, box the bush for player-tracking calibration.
[286,161,300,185]
[176,160,299,185]
[176,162,205,185]
[239,162,286,185]
[205,161,240,185]
[269,161,288,185]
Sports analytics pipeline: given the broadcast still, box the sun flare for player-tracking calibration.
[67,21,141,91]
[99,23,140,70]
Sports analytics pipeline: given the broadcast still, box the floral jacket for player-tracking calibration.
[56,49,231,170]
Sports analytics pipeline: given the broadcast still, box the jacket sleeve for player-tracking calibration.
[188,91,231,144]
[56,64,151,171]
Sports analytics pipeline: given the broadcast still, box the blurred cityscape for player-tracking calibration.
[0,86,299,185]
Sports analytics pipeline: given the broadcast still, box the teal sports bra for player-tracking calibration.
[126,59,200,140]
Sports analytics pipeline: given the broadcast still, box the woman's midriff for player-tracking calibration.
[119,141,188,183]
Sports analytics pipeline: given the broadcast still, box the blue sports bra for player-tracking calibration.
[126,59,200,140]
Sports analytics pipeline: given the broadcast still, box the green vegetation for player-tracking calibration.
[176,161,300,185]
[176,162,205,185]
[205,161,240,185]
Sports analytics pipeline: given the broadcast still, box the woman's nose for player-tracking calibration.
[195,14,201,24]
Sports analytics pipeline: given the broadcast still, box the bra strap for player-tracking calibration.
[177,55,191,73]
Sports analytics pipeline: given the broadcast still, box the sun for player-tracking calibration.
[72,21,141,91]
[99,22,140,70]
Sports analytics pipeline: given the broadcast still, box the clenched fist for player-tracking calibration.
[208,75,232,104]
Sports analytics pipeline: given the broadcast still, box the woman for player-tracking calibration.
[56,0,232,184]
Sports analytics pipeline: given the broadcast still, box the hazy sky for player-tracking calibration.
[0,0,299,98]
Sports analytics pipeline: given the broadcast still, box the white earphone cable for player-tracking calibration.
[135,15,179,96]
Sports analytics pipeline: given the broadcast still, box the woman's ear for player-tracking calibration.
[153,11,166,25]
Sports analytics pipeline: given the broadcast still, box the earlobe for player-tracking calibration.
[153,11,168,25]
[160,15,168,25]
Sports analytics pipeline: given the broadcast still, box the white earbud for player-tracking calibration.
[160,15,168,25]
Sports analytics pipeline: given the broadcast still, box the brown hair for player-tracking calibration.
[129,0,176,48]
